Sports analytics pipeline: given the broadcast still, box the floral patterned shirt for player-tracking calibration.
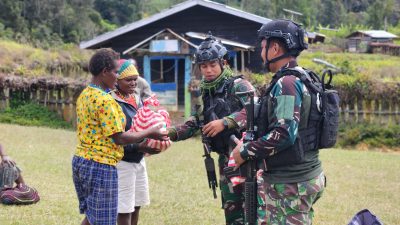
[75,86,126,166]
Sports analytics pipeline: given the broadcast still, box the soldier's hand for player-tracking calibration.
[202,119,224,137]
[167,128,177,141]
[232,142,245,170]
[146,124,169,141]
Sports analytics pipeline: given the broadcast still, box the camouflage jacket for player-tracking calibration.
[240,61,309,160]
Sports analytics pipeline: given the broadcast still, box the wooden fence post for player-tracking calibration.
[62,87,74,124]
[31,88,38,103]
[39,89,47,106]
[345,103,350,123]
[0,88,6,110]
[71,90,81,129]
[4,88,10,108]
[340,104,345,123]
[382,100,390,125]
[48,89,56,112]
[355,96,361,123]
[364,100,371,123]
[56,89,63,117]
[388,101,393,125]
[369,99,376,123]
[347,101,354,123]
[378,99,383,124]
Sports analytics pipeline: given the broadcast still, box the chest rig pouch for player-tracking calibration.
[202,76,243,154]
[255,67,340,167]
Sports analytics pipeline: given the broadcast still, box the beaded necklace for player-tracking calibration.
[116,91,137,108]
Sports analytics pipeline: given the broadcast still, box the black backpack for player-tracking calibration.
[317,69,340,148]
[270,67,340,149]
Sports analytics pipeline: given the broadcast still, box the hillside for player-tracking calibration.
[1,38,399,80]
[0,40,91,78]
[0,0,399,47]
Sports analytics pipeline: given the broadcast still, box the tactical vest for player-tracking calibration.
[256,67,338,167]
[202,76,243,154]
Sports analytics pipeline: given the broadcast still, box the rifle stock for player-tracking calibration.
[237,91,258,225]
[195,105,218,199]
[202,135,218,199]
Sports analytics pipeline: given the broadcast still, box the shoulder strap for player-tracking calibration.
[224,75,243,95]
[265,67,323,96]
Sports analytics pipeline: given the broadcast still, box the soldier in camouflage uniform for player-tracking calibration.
[232,19,326,225]
[168,33,255,225]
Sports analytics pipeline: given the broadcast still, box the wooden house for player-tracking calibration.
[80,0,271,115]
[346,30,398,53]
[306,31,326,44]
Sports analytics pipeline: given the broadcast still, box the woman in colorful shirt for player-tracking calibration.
[72,49,168,225]
[110,60,158,225]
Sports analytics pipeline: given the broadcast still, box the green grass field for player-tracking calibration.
[0,123,399,225]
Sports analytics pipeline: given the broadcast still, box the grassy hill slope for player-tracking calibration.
[0,40,92,78]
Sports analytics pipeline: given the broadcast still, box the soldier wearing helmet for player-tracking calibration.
[168,33,255,224]
[232,19,326,224]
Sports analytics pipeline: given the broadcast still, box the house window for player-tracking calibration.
[150,59,176,83]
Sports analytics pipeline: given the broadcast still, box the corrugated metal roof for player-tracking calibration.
[347,30,398,39]
[80,0,271,49]
[362,30,398,38]
[306,31,326,39]
[185,32,254,50]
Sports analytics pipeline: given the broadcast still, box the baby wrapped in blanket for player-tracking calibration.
[131,95,172,151]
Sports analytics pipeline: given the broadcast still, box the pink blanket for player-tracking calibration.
[131,95,172,151]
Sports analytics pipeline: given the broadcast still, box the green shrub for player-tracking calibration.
[338,123,400,148]
[0,103,72,129]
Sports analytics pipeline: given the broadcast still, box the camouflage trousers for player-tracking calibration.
[219,154,245,225]
[257,172,325,225]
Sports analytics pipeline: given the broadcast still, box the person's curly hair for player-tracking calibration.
[89,48,120,76]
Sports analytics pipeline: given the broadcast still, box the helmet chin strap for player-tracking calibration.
[263,39,292,72]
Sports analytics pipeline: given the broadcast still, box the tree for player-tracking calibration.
[318,0,346,27]
[0,0,28,34]
[367,0,396,29]
[94,0,142,25]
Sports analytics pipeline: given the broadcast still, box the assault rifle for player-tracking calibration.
[223,90,258,224]
[194,105,218,199]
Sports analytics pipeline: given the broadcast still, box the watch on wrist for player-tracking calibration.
[223,119,229,130]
